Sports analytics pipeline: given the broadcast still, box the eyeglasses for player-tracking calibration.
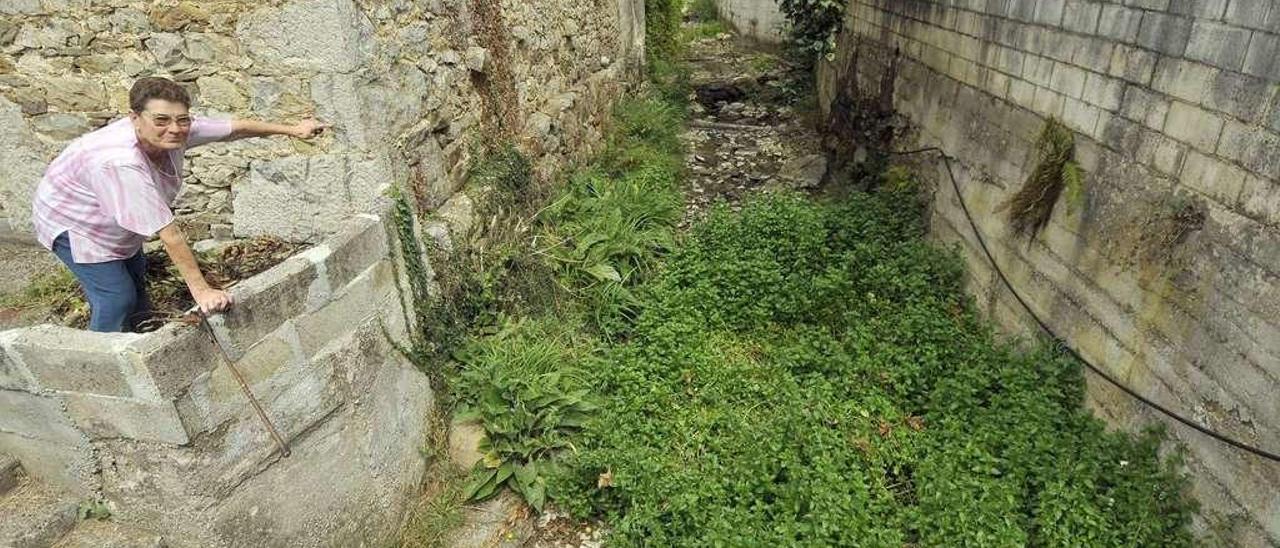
[142,111,193,128]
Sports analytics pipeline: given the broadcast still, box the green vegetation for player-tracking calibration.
[778,0,848,63]
[0,269,86,326]
[683,19,729,41]
[386,6,1194,543]
[1002,117,1085,237]
[645,0,684,67]
[547,177,1195,545]
[394,94,1193,544]
[687,0,718,22]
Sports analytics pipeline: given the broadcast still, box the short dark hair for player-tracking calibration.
[129,77,190,113]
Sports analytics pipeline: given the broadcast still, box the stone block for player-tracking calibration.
[1098,5,1143,43]
[1022,55,1055,88]
[1107,44,1156,85]
[1124,0,1169,9]
[0,334,36,392]
[1062,1,1101,34]
[0,389,81,446]
[236,0,374,74]
[448,419,485,469]
[1010,0,1037,21]
[1062,97,1101,136]
[1151,58,1217,104]
[195,75,246,111]
[1164,101,1225,152]
[1136,12,1192,56]
[1238,176,1280,226]
[1185,21,1252,70]
[1216,121,1280,181]
[1080,72,1124,111]
[1099,114,1143,152]
[0,432,95,497]
[181,321,307,434]
[319,214,388,292]
[1203,71,1275,123]
[1180,150,1247,206]
[1119,86,1170,130]
[207,257,317,357]
[1135,129,1186,176]
[171,348,346,499]
[1032,86,1066,118]
[1072,40,1113,74]
[124,324,221,400]
[30,113,90,141]
[0,1,40,15]
[1049,62,1087,98]
[1168,0,1227,18]
[4,326,140,397]
[232,153,394,241]
[983,70,1011,99]
[42,76,107,111]
[1008,79,1037,107]
[64,394,188,445]
[1034,0,1065,25]
[1224,0,1271,29]
[295,261,395,357]
[994,46,1025,76]
[1242,32,1280,81]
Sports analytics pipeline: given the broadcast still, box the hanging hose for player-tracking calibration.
[891,146,1280,464]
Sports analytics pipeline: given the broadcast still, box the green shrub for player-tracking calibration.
[687,0,718,22]
[778,0,848,64]
[645,0,683,65]
[453,318,596,512]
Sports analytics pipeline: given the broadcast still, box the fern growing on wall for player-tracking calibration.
[1002,118,1084,237]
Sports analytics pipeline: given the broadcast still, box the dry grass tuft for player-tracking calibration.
[1001,118,1082,237]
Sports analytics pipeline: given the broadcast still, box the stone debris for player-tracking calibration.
[679,30,823,229]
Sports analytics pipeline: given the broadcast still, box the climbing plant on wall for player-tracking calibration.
[777,0,848,63]
[645,0,683,65]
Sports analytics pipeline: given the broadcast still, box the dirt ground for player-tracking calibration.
[0,237,303,332]
[0,241,62,331]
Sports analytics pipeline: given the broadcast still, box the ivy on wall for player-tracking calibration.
[645,0,684,65]
[777,0,849,63]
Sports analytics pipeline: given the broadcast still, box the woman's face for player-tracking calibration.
[130,99,191,153]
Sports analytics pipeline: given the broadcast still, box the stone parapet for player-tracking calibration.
[0,213,429,546]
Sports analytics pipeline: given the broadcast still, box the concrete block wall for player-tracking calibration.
[0,213,432,547]
[821,0,1280,544]
[713,0,787,43]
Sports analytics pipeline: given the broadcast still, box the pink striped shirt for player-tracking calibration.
[31,116,233,264]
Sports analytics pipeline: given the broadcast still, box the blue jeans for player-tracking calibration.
[51,232,152,332]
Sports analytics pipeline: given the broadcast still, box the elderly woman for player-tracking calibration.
[31,77,326,332]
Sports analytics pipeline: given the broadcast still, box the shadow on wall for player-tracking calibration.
[712,0,787,43]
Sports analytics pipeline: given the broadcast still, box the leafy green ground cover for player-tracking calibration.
[438,92,1195,544]
[396,6,1195,543]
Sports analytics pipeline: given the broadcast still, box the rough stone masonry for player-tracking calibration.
[0,0,644,241]
[0,0,645,545]
[820,0,1280,545]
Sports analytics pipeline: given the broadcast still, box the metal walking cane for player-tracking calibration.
[189,306,291,458]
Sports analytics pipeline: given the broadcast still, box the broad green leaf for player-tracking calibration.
[585,263,623,282]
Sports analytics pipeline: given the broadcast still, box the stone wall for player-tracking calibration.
[713,0,786,43]
[0,0,644,241]
[0,214,435,546]
[820,0,1280,545]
